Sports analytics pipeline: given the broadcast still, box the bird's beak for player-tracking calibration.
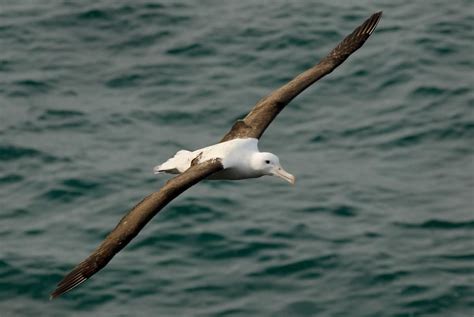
[272,166,296,185]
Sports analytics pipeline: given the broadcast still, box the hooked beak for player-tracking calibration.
[272,166,296,185]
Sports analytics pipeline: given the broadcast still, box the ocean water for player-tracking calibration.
[1,0,473,316]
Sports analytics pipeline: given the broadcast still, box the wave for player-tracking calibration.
[394,219,474,230]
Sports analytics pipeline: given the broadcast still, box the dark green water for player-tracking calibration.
[1,1,473,316]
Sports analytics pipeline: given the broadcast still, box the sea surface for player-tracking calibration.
[0,1,473,316]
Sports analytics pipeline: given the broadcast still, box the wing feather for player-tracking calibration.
[220,11,382,142]
[50,158,223,299]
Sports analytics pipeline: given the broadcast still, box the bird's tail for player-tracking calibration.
[153,150,192,174]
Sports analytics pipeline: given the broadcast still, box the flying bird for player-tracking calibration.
[51,11,382,299]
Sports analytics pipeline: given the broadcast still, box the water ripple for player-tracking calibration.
[394,219,474,230]
[250,254,339,278]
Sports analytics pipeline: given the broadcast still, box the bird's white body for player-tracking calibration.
[154,138,295,182]
[155,138,262,179]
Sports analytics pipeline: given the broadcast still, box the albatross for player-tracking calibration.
[51,11,382,298]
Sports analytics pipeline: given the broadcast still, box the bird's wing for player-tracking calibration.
[50,158,223,299]
[220,11,382,142]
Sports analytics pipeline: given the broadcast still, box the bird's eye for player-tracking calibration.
[265,160,270,164]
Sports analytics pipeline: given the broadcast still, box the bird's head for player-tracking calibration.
[252,152,295,184]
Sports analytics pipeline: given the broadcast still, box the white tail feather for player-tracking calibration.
[153,150,192,174]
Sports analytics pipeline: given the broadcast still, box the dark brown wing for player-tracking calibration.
[50,158,223,299]
[220,11,382,142]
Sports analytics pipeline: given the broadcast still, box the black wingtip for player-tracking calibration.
[368,11,383,34]
[50,261,92,299]
[354,11,383,37]
[50,274,88,299]
[326,10,383,64]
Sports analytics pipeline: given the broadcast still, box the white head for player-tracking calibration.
[251,152,296,184]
